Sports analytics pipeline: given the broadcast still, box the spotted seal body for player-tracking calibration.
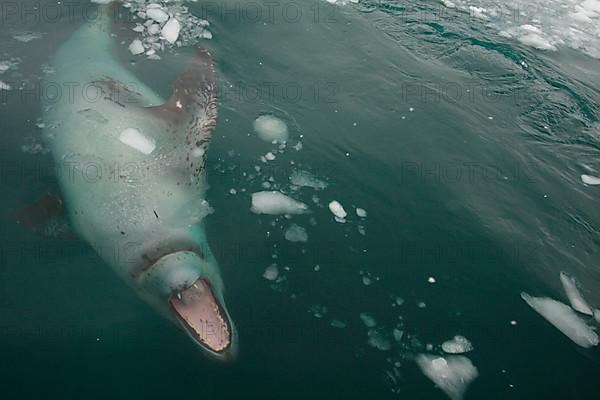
[43,4,236,360]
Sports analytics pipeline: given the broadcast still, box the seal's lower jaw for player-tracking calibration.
[169,279,235,362]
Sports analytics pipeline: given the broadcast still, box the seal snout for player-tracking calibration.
[169,278,235,359]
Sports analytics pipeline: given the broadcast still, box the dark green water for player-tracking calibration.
[1,0,600,399]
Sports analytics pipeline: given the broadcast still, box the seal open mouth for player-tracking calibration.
[169,279,231,353]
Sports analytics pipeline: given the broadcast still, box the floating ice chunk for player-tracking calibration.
[128,39,145,55]
[263,264,279,281]
[393,328,404,341]
[0,59,18,74]
[359,312,376,328]
[328,200,347,221]
[161,18,181,44]
[0,81,11,90]
[330,319,347,329]
[250,191,308,215]
[518,33,556,51]
[132,24,145,32]
[368,329,392,351]
[265,152,276,161]
[146,8,169,23]
[21,137,49,155]
[560,272,593,315]
[356,207,367,217]
[581,174,600,185]
[442,336,474,354]
[521,293,599,348]
[148,24,161,35]
[284,224,308,242]
[253,115,289,142]
[415,354,479,400]
[13,32,43,42]
[290,170,327,190]
[119,128,156,155]
[309,304,327,318]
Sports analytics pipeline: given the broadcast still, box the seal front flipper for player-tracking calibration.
[148,47,217,157]
[16,193,74,239]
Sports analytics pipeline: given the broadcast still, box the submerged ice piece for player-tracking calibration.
[415,354,479,400]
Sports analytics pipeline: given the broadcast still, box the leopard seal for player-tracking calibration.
[42,2,237,361]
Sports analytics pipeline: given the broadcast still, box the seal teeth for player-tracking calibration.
[193,284,198,289]
[177,293,182,300]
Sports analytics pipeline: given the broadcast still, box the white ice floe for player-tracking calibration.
[415,355,479,400]
[128,39,145,55]
[359,312,377,328]
[118,1,212,59]
[161,18,181,44]
[356,207,367,217]
[253,115,289,142]
[559,272,593,315]
[284,224,308,242]
[328,200,347,222]
[0,81,11,90]
[119,128,156,155]
[250,191,308,215]
[521,293,599,348]
[446,0,600,58]
[148,24,161,35]
[264,152,276,161]
[581,174,600,185]
[146,8,169,23]
[442,336,474,354]
[263,264,279,281]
